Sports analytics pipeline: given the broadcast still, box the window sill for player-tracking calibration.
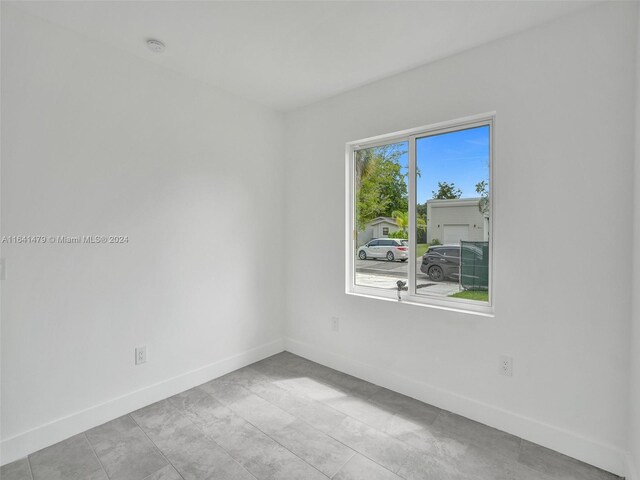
[346,289,495,318]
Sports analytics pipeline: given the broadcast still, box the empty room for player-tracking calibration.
[1,1,640,479]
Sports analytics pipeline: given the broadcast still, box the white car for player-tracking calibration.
[358,238,409,262]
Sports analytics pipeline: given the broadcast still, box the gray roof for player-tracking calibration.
[367,217,397,226]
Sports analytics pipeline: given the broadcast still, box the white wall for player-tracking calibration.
[283,3,637,476]
[629,4,640,479]
[0,7,285,463]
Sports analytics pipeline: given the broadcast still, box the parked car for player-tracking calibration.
[358,238,408,262]
[420,244,460,281]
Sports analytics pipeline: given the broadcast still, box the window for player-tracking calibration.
[347,114,493,314]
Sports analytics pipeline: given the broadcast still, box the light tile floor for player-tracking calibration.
[1,352,621,480]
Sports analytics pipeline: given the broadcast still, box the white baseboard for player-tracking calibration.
[284,337,628,478]
[0,338,284,466]
[3,336,632,478]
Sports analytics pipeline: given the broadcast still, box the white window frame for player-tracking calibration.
[345,113,495,317]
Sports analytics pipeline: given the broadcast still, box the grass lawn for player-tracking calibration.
[416,243,429,258]
[449,290,489,302]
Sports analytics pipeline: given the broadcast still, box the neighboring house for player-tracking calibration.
[426,198,488,245]
[358,216,400,245]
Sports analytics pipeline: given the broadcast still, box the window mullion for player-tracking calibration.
[408,135,417,298]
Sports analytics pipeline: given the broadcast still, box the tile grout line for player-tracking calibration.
[328,451,357,480]
[204,379,354,476]
[216,374,406,479]
[246,359,489,480]
[201,375,354,475]
[260,356,386,402]
[127,413,187,480]
[155,399,260,480]
[140,469,173,480]
[228,415,332,479]
[275,355,573,479]
[323,427,409,477]
[268,359,558,480]
[239,365,410,475]
[293,380,523,473]
[26,455,35,480]
[394,450,416,480]
[516,435,524,461]
[83,432,112,480]
[198,356,606,480]
[173,356,525,480]
[251,356,370,396]
[175,385,332,479]
[247,376,415,474]
[253,357,442,435]
[514,436,554,479]
[14,354,609,480]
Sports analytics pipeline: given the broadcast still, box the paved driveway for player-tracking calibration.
[355,257,461,296]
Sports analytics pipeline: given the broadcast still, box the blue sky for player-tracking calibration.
[391,125,490,205]
[416,125,490,204]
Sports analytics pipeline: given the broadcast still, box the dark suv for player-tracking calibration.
[420,245,460,282]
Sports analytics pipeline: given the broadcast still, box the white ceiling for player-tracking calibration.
[9,1,593,111]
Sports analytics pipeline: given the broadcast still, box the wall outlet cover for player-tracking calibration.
[135,346,147,365]
[331,317,340,332]
[500,355,513,377]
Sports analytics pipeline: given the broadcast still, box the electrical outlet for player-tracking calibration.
[500,355,513,377]
[135,346,147,365]
[331,317,340,332]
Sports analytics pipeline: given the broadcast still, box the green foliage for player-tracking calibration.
[475,180,490,215]
[432,181,462,199]
[390,210,426,237]
[391,210,408,234]
[449,290,489,301]
[387,230,407,239]
[430,238,442,246]
[415,202,428,243]
[416,202,428,219]
[355,144,408,231]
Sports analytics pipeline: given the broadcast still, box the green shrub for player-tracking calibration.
[430,238,442,246]
[387,230,407,239]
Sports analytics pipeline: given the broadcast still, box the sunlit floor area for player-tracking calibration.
[1,352,620,480]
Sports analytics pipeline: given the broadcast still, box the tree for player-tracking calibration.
[391,210,426,238]
[432,181,462,199]
[475,180,489,215]
[417,216,427,236]
[355,144,408,231]
[355,144,404,190]
[416,202,428,219]
[415,202,428,243]
[392,210,409,234]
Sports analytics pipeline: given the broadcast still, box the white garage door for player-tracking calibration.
[443,225,469,245]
